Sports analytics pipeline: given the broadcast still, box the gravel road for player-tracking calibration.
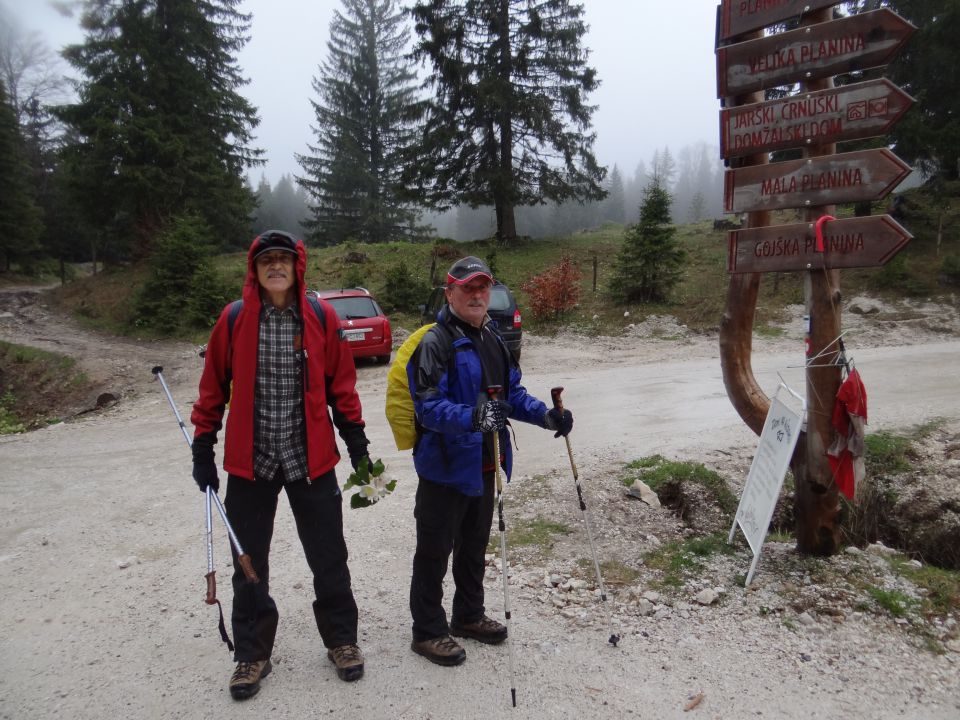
[1,288,958,719]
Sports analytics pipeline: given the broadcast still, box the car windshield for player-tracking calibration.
[487,286,512,312]
[327,296,378,320]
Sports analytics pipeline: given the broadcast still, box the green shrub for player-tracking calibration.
[381,260,429,313]
[133,215,231,332]
[940,255,960,286]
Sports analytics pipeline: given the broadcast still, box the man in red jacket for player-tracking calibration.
[191,230,372,700]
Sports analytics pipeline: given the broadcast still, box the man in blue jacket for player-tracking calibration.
[406,256,573,666]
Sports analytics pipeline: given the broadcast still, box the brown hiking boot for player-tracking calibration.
[327,644,364,682]
[229,659,271,700]
[411,635,466,666]
[451,615,508,645]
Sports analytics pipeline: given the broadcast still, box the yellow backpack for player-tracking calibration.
[385,323,435,450]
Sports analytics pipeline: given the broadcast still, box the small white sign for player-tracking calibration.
[729,386,804,586]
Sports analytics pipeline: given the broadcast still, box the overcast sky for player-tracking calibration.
[9,0,722,186]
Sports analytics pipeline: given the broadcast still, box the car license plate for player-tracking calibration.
[344,328,369,342]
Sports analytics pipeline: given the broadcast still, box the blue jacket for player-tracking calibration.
[407,308,547,496]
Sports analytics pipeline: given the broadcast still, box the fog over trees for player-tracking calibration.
[0,0,951,271]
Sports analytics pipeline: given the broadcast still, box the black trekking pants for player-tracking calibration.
[225,469,358,662]
[409,473,495,642]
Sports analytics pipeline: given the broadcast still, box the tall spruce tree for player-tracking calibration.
[56,0,262,258]
[298,0,422,246]
[0,78,43,272]
[885,0,960,180]
[609,179,685,304]
[408,0,606,245]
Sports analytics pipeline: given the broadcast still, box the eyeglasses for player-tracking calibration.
[256,252,295,266]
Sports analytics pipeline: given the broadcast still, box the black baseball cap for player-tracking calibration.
[446,256,493,285]
[253,230,299,261]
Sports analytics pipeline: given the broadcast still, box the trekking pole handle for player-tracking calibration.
[486,384,503,401]
[551,386,565,412]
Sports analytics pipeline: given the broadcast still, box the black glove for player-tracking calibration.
[341,426,371,472]
[544,407,573,438]
[191,435,219,492]
[351,454,372,473]
[192,460,220,493]
[472,400,511,433]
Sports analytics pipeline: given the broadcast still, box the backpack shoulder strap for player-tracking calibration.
[304,291,328,332]
[226,299,243,339]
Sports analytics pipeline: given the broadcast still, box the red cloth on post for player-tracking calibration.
[827,368,867,500]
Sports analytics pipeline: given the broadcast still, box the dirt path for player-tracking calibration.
[1,288,958,719]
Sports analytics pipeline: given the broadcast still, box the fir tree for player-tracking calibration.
[609,179,685,304]
[0,78,43,272]
[602,165,625,224]
[298,0,422,246]
[56,0,262,258]
[886,0,960,180]
[408,0,606,245]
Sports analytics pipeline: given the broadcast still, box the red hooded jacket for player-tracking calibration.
[190,235,366,481]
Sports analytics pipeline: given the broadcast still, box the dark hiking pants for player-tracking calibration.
[409,473,495,642]
[225,469,358,662]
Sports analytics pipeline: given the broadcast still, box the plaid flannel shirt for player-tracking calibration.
[254,300,309,483]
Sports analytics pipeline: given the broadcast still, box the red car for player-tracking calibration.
[313,288,392,364]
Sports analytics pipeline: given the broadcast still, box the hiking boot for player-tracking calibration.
[229,659,271,700]
[451,615,508,645]
[411,635,466,666]
[327,644,364,682]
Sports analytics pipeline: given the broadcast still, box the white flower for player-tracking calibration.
[358,485,380,503]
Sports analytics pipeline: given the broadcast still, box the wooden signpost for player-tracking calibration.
[727,215,912,273]
[721,79,914,159]
[724,147,912,213]
[716,3,916,565]
[717,9,916,97]
[718,0,840,42]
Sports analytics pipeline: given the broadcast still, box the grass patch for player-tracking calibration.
[621,455,665,487]
[643,532,735,589]
[887,557,960,618]
[754,324,786,338]
[865,419,944,478]
[628,456,738,517]
[0,341,92,431]
[505,516,572,552]
[0,391,26,434]
[866,586,916,618]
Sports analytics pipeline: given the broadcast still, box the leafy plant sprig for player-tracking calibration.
[342,457,395,509]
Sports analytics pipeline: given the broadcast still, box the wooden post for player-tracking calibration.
[793,7,842,554]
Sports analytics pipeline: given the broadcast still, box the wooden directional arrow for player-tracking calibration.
[723,147,912,213]
[717,9,916,97]
[727,215,912,273]
[718,0,840,42]
[720,79,914,159]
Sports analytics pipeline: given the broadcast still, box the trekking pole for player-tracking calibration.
[487,385,518,707]
[551,387,620,647]
[151,366,259,584]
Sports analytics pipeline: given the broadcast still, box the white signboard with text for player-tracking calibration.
[729,387,804,585]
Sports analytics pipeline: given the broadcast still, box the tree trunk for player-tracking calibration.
[498,203,517,245]
[493,0,516,246]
